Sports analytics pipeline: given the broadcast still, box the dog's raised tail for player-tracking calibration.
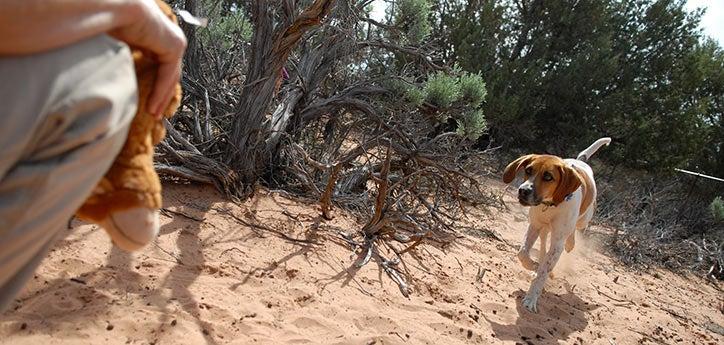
[577,137,612,162]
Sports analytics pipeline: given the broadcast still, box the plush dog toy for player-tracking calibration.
[75,0,182,251]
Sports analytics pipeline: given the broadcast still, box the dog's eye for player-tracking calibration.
[543,172,553,181]
[525,167,533,175]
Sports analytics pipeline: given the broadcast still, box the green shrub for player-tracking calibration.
[395,0,431,44]
[405,86,425,107]
[424,72,460,108]
[200,9,252,50]
[459,73,487,107]
[711,196,724,222]
[383,79,424,107]
[456,109,487,141]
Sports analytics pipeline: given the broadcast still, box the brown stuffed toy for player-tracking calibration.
[75,0,182,251]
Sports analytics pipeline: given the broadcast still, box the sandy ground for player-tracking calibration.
[0,181,722,345]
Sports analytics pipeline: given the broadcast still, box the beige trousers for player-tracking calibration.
[0,35,137,311]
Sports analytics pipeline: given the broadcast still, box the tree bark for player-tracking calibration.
[181,0,200,78]
[229,0,335,190]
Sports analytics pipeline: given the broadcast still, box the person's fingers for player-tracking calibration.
[110,0,187,118]
[156,85,175,120]
[148,60,181,118]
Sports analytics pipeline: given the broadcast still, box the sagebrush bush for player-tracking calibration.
[405,86,425,107]
[424,72,461,109]
[456,109,487,141]
[459,73,487,107]
[383,79,424,106]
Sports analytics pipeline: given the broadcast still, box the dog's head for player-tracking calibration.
[502,154,582,207]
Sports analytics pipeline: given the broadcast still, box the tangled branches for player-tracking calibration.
[595,167,724,280]
[155,0,496,294]
[275,104,492,294]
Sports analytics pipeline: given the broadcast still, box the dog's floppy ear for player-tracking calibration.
[552,164,583,205]
[503,154,536,184]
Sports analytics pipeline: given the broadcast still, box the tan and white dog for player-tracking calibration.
[503,137,611,312]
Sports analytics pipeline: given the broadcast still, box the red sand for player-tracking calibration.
[1,181,722,344]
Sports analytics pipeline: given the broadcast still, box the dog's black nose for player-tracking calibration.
[518,187,532,198]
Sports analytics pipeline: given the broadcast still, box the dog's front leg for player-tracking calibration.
[522,230,568,313]
[518,225,540,271]
[539,230,558,279]
[538,230,547,266]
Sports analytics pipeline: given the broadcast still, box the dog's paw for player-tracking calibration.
[522,294,539,313]
[518,252,539,271]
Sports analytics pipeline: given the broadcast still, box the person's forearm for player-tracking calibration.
[0,0,140,55]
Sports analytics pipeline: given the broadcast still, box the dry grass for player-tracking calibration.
[590,163,723,279]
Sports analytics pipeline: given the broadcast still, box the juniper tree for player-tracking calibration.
[434,0,723,175]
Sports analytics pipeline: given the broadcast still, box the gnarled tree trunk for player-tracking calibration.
[229,0,335,192]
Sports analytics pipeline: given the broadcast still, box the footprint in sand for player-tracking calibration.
[291,316,328,331]
[480,302,516,320]
[287,287,316,307]
[32,293,86,316]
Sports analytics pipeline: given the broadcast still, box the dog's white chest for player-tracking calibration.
[528,205,558,226]
[528,189,583,228]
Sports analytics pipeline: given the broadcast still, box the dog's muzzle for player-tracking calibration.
[517,185,538,206]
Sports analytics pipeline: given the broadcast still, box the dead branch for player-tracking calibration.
[160,207,205,222]
[379,255,410,297]
[362,143,392,237]
[358,39,447,71]
[156,162,213,185]
[356,235,376,268]
[164,119,202,155]
[476,266,488,282]
[320,163,343,219]
[591,283,631,304]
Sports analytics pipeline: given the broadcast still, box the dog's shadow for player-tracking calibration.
[486,286,599,344]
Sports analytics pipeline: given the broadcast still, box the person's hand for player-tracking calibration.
[109,0,187,119]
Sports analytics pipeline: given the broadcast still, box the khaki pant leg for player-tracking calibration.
[0,35,137,311]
